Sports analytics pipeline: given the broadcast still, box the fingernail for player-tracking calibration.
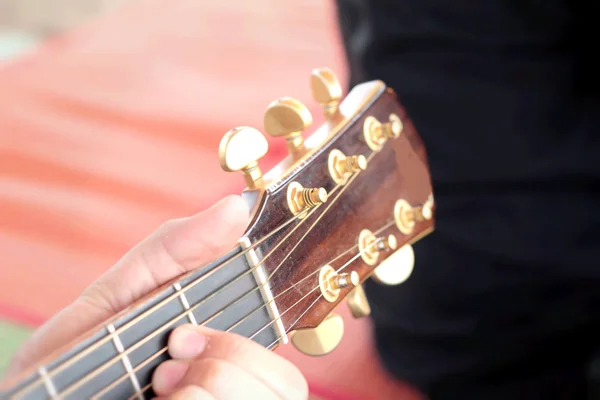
[152,360,188,394]
[169,325,208,359]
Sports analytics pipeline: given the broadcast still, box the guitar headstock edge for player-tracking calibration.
[219,67,436,356]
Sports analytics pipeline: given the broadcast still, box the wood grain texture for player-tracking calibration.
[244,83,434,332]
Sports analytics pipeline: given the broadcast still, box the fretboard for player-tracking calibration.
[1,241,284,400]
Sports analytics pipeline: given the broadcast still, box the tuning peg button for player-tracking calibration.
[290,313,344,356]
[310,67,343,119]
[264,97,312,159]
[346,284,371,318]
[219,127,268,190]
[372,244,415,286]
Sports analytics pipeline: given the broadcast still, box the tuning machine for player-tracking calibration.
[357,228,414,286]
[310,67,343,120]
[218,127,269,190]
[372,244,415,286]
[328,149,367,184]
[264,97,312,159]
[363,113,403,152]
[290,313,344,356]
[394,198,433,235]
[346,284,371,318]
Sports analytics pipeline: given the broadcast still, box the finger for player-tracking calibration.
[81,194,249,313]
[165,324,308,400]
[153,385,215,400]
[153,359,279,400]
[5,195,249,378]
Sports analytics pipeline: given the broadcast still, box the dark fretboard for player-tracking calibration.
[1,242,283,400]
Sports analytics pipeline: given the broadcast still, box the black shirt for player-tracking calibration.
[335,1,600,399]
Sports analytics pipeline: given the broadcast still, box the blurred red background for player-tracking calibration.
[0,1,420,399]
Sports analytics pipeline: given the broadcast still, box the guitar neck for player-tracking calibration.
[1,241,283,400]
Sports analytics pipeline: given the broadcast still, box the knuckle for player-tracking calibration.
[213,331,249,359]
[78,280,118,315]
[193,358,230,391]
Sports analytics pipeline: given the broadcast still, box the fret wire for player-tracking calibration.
[53,196,332,399]
[171,173,361,345]
[14,150,380,399]
[129,384,152,400]
[107,324,144,400]
[90,348,168,400]
[10,196,323,399]
[86,233,378,400]
[89,258,327,398]
[37,366,57,400]
[173,283,197,325]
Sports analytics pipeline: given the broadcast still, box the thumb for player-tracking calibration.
[4,195,249,378]
[82,194,250,314]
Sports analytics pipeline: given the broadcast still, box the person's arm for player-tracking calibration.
[3,196,308,400]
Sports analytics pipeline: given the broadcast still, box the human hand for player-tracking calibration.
[152,324,307,399]
[4,195,308,399]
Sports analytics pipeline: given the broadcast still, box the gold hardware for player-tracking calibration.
[264,97,312,158]
[358,229,379,266]
[310,67,343,119]
[287,181,328,218]
[372,244,415,286]
[363,113,403,151]
[290,313,344,356]
[346,284,371,318]
[327,149,367,184]
[422,194,435,221]
[394,198,433,235]
[218,127,269,190]
[394,199,416,235]
[359,230,399,266]
[319,265,359,303]
[377,234,398,251]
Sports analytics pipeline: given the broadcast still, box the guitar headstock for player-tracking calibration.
[219,68,435,356]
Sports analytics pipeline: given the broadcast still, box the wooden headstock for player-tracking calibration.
[219,68,435,355]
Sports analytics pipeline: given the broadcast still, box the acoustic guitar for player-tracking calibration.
[0,68,435,399]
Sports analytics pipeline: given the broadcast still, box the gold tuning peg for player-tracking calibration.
[310,67,343,119]
[364,114,403,152]
[372,244,415,286]
[346,284,371,318]
[290,313,344,356]
[264,97,312,159]
[219,126,268,190]
[394,199,433,235]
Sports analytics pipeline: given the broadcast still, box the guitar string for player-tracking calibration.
[15,149,381,399]
[64,164,369,399]
[10,186,335,400]
[118,238,374,400]
[128,289,327,400]
[66,161,382,400]
[95,218,394,399]
[9,200,318,400]
[226,220,395,337]
[247,246,371,342]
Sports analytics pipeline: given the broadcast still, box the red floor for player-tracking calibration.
[0,1,420,398]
